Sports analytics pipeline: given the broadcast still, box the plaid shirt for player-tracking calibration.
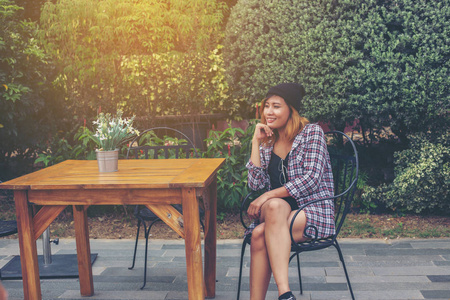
[245,123,335,239]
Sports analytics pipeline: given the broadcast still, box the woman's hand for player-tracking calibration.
[247,193,270,219]
[253,123,273,142]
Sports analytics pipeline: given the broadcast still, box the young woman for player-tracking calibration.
[245,83,335,300]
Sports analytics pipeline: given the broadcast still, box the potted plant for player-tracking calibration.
[88,110,139,172]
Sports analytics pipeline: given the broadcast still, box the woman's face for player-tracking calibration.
[263,95,290,130]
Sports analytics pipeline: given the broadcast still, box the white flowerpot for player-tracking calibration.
[96,149,119,172]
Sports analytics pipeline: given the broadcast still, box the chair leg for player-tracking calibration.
[334,240,355,300]
[237,238,249,300]
[141,220,158,290]
[296,253,303,295]
[200,219,205,232]
[141,225,150,290]
[129,219,141,270]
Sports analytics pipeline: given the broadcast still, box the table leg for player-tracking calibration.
[204,178,217,298]
[73,205,94,296]
[14,190,41,300]
[182,188,204,300]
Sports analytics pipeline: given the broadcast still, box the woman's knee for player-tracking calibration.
[250,225,266,251]
[262,199,290,223]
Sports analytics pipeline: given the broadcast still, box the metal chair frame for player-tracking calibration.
[0,185,18,279]
[0,220,17,238]
[126,127,202,290]
[0,186,18,239]
[236,131,358,300]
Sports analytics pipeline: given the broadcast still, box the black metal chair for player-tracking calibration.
[0,186,17,240]
[0,221,18,279]
[126,127,204,290]
[0,189,17,280]
[237,131,358,300]
[0,220,17,238]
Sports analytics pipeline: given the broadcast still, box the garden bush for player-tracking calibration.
[203,121,256,210]
[119,47,241,119]
[39,0,234,121]
[34,126,98,167]
[363,132,450,214]
[224,0,449,143]
[0,0,61,180]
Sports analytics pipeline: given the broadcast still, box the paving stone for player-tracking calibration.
[421,290,450,299]
[389,242,414,249]
[307,290,354,300]
[92,259,157,268]
[59,290,168,299]
[163,249,187,257]
[93,275,175,283]
[427,275,450,282]
[366,248,450,256]
[326,266,374,276]
[433,260,450,266]
[327,275,430,283]
[100,266,185,278]
[350,290,424,299]
[0,240,16,247]
[227,266,326,277]
[411,241,450,249]
[347,260,435,267]
[372,266,450,276]
[351,281,450,292]
[161,244,186,250]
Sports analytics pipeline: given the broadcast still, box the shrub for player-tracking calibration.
[363,133,450,214]
[0,0,60,180]
[224,0,449,143]
[35,126,98,167]
[119,47,240,119]
[39,0,231,120]
[203,121,256,210]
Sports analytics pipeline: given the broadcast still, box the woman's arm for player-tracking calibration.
[247,186,291,219]
[246,123,274,191]
[250,123,273,167]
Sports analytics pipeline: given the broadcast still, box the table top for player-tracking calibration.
[0,159,225,190]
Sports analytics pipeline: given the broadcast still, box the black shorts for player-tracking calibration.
[283,196,299,211]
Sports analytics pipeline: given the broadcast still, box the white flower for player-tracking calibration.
[89,111,139,151]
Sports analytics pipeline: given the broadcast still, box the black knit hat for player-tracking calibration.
[266,83,305,112]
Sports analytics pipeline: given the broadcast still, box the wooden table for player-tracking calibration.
[0,159,225,300]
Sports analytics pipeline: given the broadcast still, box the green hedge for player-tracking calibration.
[39,0,234,121]
[363,133,450,214]
[0,0,61,180]
[224,0,449,141]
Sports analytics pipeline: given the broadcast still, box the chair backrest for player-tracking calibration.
[126,127,199,159]
[324,131,359,238]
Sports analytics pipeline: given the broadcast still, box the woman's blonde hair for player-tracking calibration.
[259,97,309,146]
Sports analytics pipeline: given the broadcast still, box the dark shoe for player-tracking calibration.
[278,291,296,300]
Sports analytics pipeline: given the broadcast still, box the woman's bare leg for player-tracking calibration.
[260,199,293,296]
[250,223,272,300]
[261,199,308,297]
[250,198,308,299]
